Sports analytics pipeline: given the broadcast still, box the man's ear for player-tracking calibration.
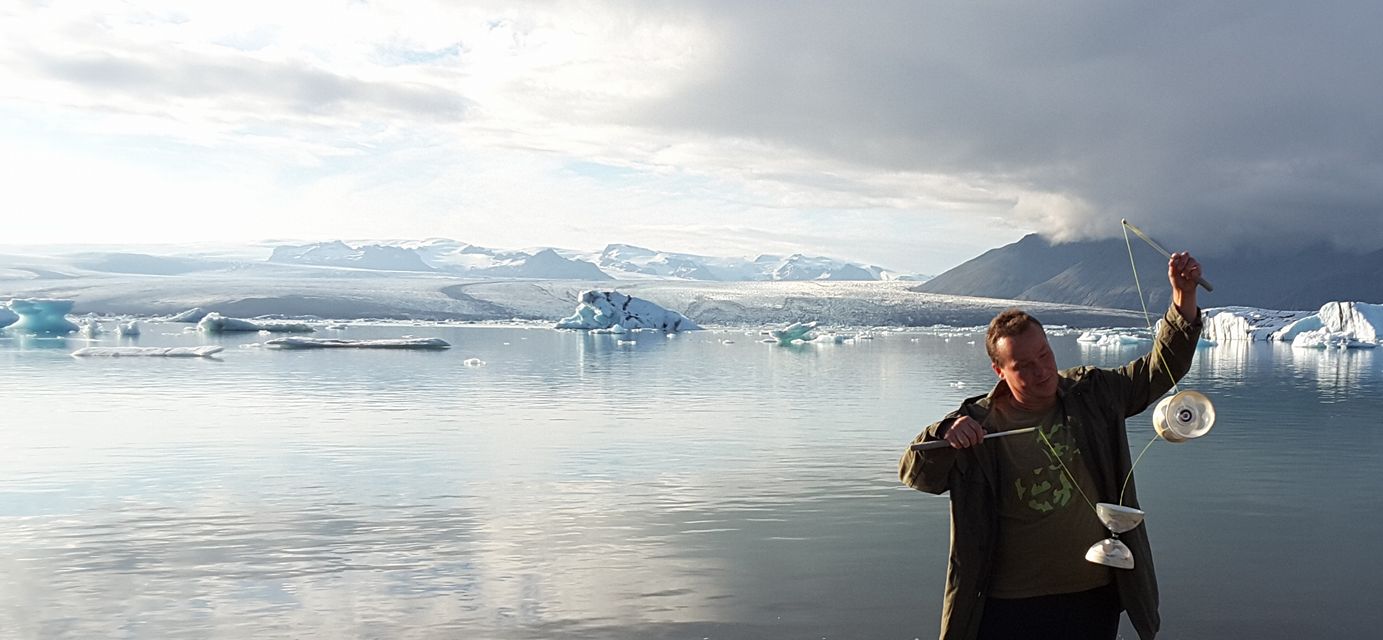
[991,361,1003,378]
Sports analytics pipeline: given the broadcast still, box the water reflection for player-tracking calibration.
[0,326,1379,639]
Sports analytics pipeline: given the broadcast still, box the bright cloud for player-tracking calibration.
[3,1,1378,273]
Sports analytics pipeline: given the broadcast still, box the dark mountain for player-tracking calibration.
[917,234,1383,311]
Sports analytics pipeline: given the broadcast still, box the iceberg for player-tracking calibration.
[117,321,141,336]
[167,307,210,323]
[263,337,450,350]
[72,346,224,358]
[1077,329,1151,348]
[198,313,315,334]
[1202,307,1313,342]
[555,290,699,332]
[770,321,818,344]
[1274,301,1383,349]
[78,320,103,338]
[6,299,80,335]
[0,306,16,329]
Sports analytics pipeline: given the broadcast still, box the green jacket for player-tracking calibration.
[899,305,1202,640]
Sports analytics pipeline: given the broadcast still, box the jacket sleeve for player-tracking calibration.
[899,410,964,495]
[1108,304,1204,417]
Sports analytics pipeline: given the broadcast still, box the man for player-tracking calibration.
[899,252,1204,640]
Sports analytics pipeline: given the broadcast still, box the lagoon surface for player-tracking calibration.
[1,323,1380,639]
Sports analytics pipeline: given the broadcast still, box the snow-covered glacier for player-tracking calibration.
[555,290,700,332]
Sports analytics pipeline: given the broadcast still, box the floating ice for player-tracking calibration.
[1274,302,1383,349]
[78,320,102,338]
[1202,307,1313,342]
[72,346,224,358]
[462,358,486,366]
[1078,329,1152,348]
[6,299,80,335]
[117,321,141,336]
[166,307,209,323]
[263,337,450,350]
[770,321,817,344]
[555,290,699,332]
[0,306,16,329]
[197,313,315,334]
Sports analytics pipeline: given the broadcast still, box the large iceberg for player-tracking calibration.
[1280,301,1383,349]
[1202,307,1312,342]
[0,306,16,329]
[6,299,80,335]
[197,313,315,334]
[555,290,700,332]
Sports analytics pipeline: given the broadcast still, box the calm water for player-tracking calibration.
[1,322,1380,639]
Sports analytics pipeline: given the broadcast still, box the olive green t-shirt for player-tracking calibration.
[987,398,1112,599]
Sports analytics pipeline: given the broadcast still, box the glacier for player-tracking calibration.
[555,290,700,332]
[6,299,80,335]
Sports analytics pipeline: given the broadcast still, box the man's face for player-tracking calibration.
[991,324,1059,406]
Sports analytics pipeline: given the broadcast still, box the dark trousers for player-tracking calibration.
[977,584,1121,640]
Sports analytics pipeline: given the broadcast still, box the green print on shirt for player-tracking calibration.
[1012,422,1078,513]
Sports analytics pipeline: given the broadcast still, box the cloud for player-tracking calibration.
[28,50,468,121]
[1,1,1378,272]
[632,0,1383,253]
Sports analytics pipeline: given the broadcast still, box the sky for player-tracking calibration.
[2,1,1380,275]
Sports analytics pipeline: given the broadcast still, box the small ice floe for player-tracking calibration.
[721,339,736,345]
[165,307,209,323]
[949,381,967,389]
[855,331,875,340]
[72,346,224,358]
[264,337,450,350]
[462,358,486,367]
[617,339,636,345]
[77,320,103,338]
[1078,329,1152,348]
[323,324,349,331]
[117,321,140,337]
[197,313,314,334]
[769,321,818,345]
